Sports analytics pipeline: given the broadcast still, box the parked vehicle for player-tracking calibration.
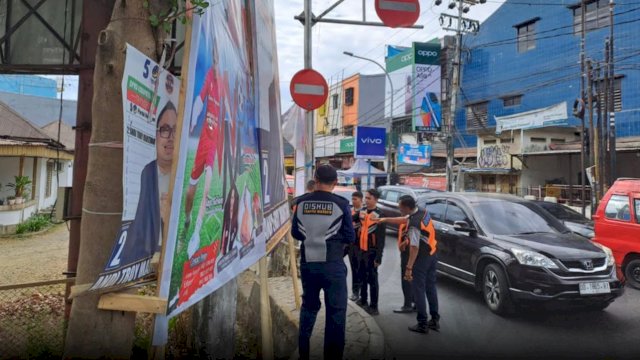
[377,185,441,231]
[333,186,357,206]
[286,175,294,196]
[534,201,594,239]
[417,192,623,315]
[592,178,640,289]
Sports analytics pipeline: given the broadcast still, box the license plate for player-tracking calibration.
[579,282,611,295]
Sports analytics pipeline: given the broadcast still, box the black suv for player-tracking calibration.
[419,192,624,315]
[377,185,440,231]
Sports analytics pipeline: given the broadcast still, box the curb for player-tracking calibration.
[348,301,386,360]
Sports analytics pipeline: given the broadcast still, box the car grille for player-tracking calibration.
[559,257,606,271]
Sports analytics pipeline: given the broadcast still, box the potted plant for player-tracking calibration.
[8,196,16,205]
[7,175,32,204]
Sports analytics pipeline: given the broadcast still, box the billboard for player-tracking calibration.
[156,0,272,324]
[355,126,386,160]
[385,42,442,132]
[91,45,180,291]
[398,143,432,167]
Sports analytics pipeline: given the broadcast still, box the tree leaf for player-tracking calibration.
[143,1,149,9]
[149,14,159,27]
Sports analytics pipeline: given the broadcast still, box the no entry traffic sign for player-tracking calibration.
[289,69,329,111]
[375,0,420,28]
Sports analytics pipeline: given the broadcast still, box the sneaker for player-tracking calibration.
[393,306,415,314]
[349,294,360,302]
[367,307,380,316]
[428,319,440,332]
[355,299,368,308]
[408,324,428,334]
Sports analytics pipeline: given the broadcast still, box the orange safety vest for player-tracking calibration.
[397,221,409,249]
[405,209,437,255]
[359,210,379,251]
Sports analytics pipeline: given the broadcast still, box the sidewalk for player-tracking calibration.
[237,272,385,359]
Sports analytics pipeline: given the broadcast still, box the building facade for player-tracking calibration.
[456,0,640,201]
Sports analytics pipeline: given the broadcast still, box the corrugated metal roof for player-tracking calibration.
[0,100,52,140]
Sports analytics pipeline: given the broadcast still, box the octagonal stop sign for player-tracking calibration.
[289,69,329,111]
[375,0,420,28]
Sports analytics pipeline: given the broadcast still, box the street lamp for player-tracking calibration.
[343,51,394,186]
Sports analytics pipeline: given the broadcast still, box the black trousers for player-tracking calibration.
[400,247,414,308]
[347,244,361,296]
[299,262,348,360]
[412,248,440,326]
[359,251,379,308]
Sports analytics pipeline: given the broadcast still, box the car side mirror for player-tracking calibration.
[453,221,476,234]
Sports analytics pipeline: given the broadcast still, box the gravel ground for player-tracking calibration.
[0,223,70,285]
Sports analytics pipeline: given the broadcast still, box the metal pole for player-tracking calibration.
[342,52,394,185]
[446,0,464,192]
[609,0,616,183]
[368,160,372,190]
[587,59,596,213]
[579,0,586,215]
[603,41,610,190]
[304,0,314,183]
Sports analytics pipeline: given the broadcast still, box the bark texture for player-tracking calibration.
[64,0,158,358]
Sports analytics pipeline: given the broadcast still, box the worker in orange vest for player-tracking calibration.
[379,195,439,333]
[347,191,364,301]
[356,189,386,316]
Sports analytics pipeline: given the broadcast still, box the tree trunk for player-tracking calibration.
[64,0,159,357]
[190,279,238,358]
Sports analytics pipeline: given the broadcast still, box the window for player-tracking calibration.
[573,0,610,35]
[531,137,547,143]
[550,138,566,144]
[605,195,631,221]
[596,76,623,112]
[484,139,497,145]
[444,202,472,226]
[425,200,447,222]
[46,161,54,197]
[332,94,339,109]
[635,199,640,223]
[516,21,536,53]
[345,87,355,106]
[503,95,522,107]
[466,102,488,129]
[344,125,354,137]
[384,191,401,203]
[330,128,339,135]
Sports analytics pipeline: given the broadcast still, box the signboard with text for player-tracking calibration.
[355,126,386,160]
[398,143,431,166]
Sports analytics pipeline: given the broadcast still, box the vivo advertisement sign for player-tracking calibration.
[355,126,386,160]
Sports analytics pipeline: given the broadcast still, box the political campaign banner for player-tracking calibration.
[157,0,268,323]
[90,45,180,291]
[398,143,432,167]
[250,0,291,252]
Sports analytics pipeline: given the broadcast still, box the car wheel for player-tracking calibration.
[482,264,514,315]
[624,258,640,290]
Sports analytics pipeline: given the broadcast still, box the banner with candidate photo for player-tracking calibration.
[398,143,432,167]
[250,0,291,252]
[91,45,180,291]
[158,0,265,320]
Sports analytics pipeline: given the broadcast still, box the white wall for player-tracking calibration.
[58,160,74,187]
[0,157,20,201]
[37,159,59,210]
[0,203,37,227]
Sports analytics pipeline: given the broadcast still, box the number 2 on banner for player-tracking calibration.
[109,230,128,268]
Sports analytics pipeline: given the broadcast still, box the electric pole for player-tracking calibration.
[609,0,616,184]
[437,0,482,192]
[579,0,587,215]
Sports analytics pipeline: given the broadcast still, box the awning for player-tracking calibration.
[337,158,387,177]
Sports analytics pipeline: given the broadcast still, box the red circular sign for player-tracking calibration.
[375,0,420,28]
[289,69,329,111]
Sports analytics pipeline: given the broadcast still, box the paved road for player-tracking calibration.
[347,234,640,360]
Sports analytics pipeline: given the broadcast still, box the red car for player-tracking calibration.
[286,175,294,196]
[592,178,640,289]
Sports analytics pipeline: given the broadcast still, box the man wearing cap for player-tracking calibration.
[291,165,355,360]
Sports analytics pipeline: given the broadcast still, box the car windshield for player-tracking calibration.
[538,202,586,222]
[472,201,567,236]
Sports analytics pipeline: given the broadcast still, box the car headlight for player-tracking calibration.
[593,242,615,267]
[511,248,559,269]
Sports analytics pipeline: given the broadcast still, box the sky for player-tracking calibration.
[274,0,504,110]
[48,0,505,107]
